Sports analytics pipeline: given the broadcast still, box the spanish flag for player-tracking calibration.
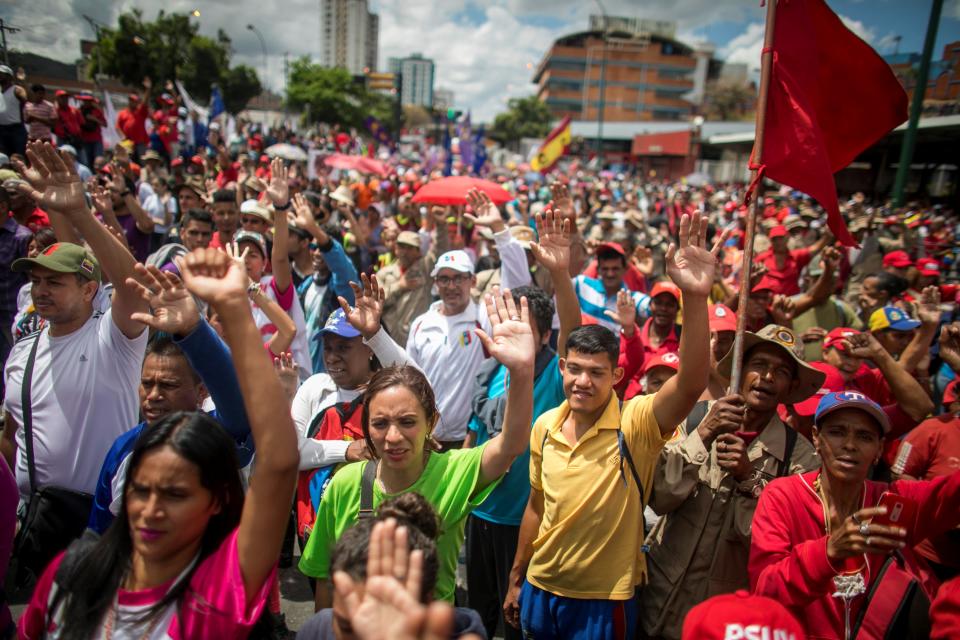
[531,116,572,173]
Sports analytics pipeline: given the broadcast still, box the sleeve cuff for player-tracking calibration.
[493,227,513,246]
[681,427,711,464]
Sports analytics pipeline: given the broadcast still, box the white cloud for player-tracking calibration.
[839,14,877,44]
[718,22,765,73]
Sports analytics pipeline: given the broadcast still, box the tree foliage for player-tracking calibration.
[286,58,395,131]
[489,96,553,148]
[89,9,262,114]
[703,82,757,121]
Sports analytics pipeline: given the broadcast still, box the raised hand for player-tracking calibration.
[176,247,250,307]
[917,285,942,326]
[17,141,86,214]
[530,207,571,274]
[267,156,289,207]
[429,205,449,226]
[475,288,536,373]
[770,294,796,325]
[11,156,49,194]
[89,184,114,216]
[126,263,200,335]
[274,351,300,404]
[225,241,253,289]
[938,322,960,373]
[292,192,318,231]
[464,189,505,232]
[339,273,385,339]
[604,289,637,335]
[549,182,574,221]
[842,331,885,361]
[631,246,654,276]
[820,245,841,273]
[665,212,728,297]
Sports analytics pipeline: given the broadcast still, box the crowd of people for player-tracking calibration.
[0,66,958,640]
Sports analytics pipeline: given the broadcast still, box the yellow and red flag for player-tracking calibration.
[531,116,572,173]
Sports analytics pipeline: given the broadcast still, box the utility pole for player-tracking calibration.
[892,0,943,207]
[283,52,289,125]
[0,19,22,66]
[593,1,609,164]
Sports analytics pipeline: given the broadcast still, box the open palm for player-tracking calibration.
[178,248,249,306]
[476,289,535,372]
[666,212,726,297]
[465,189,503,228]
[267,156,289,206]
[127,264,199,334]
[340,273,384,338]
[23,142,87,214]
[530,208,571,273]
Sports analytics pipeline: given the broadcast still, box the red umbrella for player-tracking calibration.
[357,157,391,177]
[322,153,361,172]
[411,176,512,206]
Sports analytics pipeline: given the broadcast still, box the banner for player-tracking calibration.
[100,91,123,149]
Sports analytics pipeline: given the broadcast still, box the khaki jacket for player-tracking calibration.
[639,404,819,639]
[379,229,448,347]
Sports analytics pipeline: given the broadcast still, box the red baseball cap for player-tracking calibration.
[944,379,959,406]
[650,281,681,301]
[190,155,205,166]
[823,327,861,352]
[596,242,626,258]
[128,93,140,102]
[55,89,68,98]
[709,304,737,333]
[642,351,680,376]
[723,201,737,213]
[916,257,941,277]
[793,361,847,417]
[170,157,184,168]
[882,250,913,269]
[751,275,779,294]
[768,225,788,239]
[682,590,806,640]
[259,154,270,163]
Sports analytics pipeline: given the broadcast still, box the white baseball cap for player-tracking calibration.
[431,250,474,277]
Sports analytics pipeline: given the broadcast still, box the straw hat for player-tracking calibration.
[330,185,355,206]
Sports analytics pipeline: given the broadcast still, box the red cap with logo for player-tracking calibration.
[823,327,861,352]
[709,304,737,333]
[650,281,681,301]
[882,250,913,269]
[916,257,941,277]
[682,590,805,640]
[642,351,680,376]
[768,225,788,239]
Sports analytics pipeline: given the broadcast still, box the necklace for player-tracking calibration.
[813,473,868,640]
[102,593,161,640]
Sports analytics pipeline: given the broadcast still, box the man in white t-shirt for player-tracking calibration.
[3,152,149,501]
[406,249,491,449]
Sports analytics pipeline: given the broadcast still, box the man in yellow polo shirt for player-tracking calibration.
[503,212,725,639]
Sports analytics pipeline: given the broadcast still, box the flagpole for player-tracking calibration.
[729,0,778,395]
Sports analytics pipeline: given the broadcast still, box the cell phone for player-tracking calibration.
[872,492,917,533]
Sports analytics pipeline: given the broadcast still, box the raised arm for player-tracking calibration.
[177,247,299,609]
[12,154,80,244]
[338,273,414,368]
[475,289,536,486]
[900,286,941,375]
[843,332,933,422]
[466,189,530,290]
[791,246,840,317]
[20,141,147,338]
[653,214,727,435]
[266,157,292,293]
[530,207,580,357]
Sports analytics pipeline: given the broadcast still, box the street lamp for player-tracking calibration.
[247,24,268,86]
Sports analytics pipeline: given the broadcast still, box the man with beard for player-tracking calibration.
[640,325,823,639]
[377,205,449,346]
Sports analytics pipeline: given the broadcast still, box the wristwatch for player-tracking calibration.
[735,472,766,499]
[274,200,291,211]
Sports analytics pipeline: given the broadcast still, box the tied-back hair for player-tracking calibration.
[331,493,440,602]
[48,411,244,640]
[360,365,438,458]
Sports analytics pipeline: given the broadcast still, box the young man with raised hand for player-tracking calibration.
[503,213,726,640]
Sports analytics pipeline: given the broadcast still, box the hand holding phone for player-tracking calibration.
[872,491,917,535]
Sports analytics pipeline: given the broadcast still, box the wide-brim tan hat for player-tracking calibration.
[330,184,355,206]
[717,324,826,404]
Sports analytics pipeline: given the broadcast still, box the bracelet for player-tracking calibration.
[274,201,291,211]
[247,282,261,296]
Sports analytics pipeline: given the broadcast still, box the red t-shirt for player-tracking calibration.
[116,103,149,144]
[79,107,105,143]
[756,247,812,296]
[54,105,82,139]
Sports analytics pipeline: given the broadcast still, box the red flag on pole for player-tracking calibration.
[757,0,908,246]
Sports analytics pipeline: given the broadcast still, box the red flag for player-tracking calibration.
[758,0,908,246]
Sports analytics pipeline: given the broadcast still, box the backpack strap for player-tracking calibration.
[776,426,799,478]
[306,394,364,441]
[21,330,43,494]
[684,400,710,436]
[358,460,377,521]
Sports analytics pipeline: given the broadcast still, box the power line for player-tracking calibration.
[0,19,22,66]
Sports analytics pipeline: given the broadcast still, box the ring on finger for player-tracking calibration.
[859,522,870,537]
[851,513,862,525]
[509,315,521,321]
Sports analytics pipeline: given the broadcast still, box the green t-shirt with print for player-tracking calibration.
[298,444,499,602]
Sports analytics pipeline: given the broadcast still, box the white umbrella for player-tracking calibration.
[266,143,308,162]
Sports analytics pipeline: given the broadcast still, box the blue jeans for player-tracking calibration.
[519,580,639,640]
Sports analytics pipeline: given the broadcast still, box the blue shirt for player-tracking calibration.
[467,353,564,525]
[573,275,649,332]
[87,320,252,533]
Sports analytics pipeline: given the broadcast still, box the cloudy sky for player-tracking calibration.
[4,0,960,120]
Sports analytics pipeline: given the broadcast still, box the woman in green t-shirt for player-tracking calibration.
[300,288,536,609]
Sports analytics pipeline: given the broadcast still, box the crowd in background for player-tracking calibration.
[0,65,958,640]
